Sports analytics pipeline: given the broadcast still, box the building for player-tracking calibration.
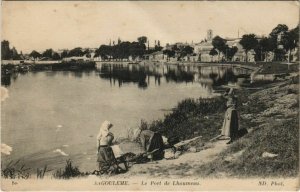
[62,56,91,62]
[193,29,220,62]
[193,29,259,62]
[144,51,166,61]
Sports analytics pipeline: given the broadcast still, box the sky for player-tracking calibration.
[2,1,299,53]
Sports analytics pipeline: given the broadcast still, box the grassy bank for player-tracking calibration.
[196,78,299,177]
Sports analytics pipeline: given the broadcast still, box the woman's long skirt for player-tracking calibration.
[221,108,239,139]
[97,146,117,171]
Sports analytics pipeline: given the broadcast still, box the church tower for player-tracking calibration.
[207,29,213,41]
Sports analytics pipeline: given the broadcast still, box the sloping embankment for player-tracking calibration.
[196,77,299,178]
[116,74,299,178]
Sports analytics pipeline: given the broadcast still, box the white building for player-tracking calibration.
[194,30,258,62]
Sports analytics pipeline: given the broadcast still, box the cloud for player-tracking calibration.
[1,87,9,102]
[1,143,13,155]
[53,149,69,156]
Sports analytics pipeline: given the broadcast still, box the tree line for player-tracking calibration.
[94,36,164,60]
[2,24,298,62]
[1,36,163,61]
[209,24,299,62]
[28,48,92,60]
[0,41,93,61]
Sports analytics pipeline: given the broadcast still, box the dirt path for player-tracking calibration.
[111,140,229,179]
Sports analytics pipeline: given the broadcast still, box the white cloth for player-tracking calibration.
[132,128,141,141]
[111,145,124,158]
[97,120,112,140]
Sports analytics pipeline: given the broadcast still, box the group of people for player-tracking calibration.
[96,88,240,174]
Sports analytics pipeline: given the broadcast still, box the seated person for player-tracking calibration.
[136,125,165,161]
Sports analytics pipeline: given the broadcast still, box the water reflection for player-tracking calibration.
[97,63,251,89]
[98,64,149,88]
[1,69,95,86]
[1,75,11,87]
[1,63,251,88]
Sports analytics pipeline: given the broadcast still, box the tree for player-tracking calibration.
[137,36,147,45]
[118,41,131,59]
[61,50,69,58]
[212,36,227,62]
[281,26,299,62]
[239,34,258,62]
[129,42,145,59]
[257,37,273,61]
[96,45,112,60]
[269,24,289,39]
[29,50,41,59]
[209,48,218,62]
[154,45,163,51]
[42,49,54,59]
[11,47,20,60]
[68,47,84,57]
[269,24,289,61]
[1,40,11,60]
[52,52,61,60]
[163,49,175,61]
[83,49,91,58]
[291,25,299,45]
[180,45,194,58]
[226,46,238,61]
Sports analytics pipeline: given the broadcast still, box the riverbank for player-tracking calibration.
[1,65,298,180]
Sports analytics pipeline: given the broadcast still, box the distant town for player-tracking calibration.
[1,24,299,65]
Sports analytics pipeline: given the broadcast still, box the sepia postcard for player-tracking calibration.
[1,1,299,191]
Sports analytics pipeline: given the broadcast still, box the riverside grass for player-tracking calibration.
[196,80,299,178]
[144,97,227,142]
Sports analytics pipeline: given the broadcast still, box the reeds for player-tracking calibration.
[1,160,31,179]
[37,165,51,179]
[53,159,84,179]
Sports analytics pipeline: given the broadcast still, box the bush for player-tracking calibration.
[147,97,226,140]
[1,160,31,179]
[53,159,84,179]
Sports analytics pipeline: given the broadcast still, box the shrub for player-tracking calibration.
[147,97,226,140]
[53,159,83,179]
[1,160,31,179]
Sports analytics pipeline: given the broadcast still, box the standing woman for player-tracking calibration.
[220,88,239,144]
[97,121,119,173]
